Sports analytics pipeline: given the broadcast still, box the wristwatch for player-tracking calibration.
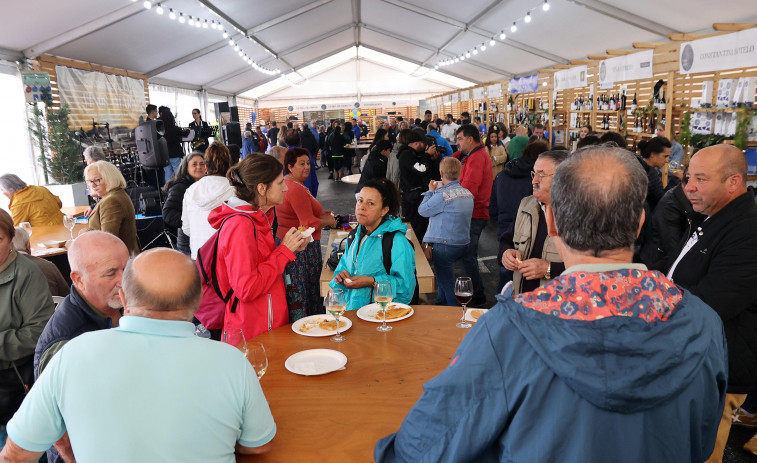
[544,263,551,280]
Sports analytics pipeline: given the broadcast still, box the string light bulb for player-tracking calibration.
[203,20,208,28]
[178,13,185,23]
[473,49,478,55]
[480,43,486,51]
[155,3,163,14]
[222,30,229,39]
[465,51,471,58]
[525,12,532,23]
[510,22,517,32]
[543,0,550,11]
[143,1,151,9]
[499,31,506,40]
[188,16,194,26]
[490,39,495,46]
[460,55,465,61]
[168,8,175,19]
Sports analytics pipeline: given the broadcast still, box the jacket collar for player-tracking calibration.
[116,316,196,338]
[701,189,756,228]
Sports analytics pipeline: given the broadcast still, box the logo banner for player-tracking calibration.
[508,75,538,94]
[599,50,653,84]
[680,28,757,74]
[554,66,587,91]
[56,66,145,130]
[487,83,503,98]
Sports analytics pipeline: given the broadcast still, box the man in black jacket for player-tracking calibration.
[666,144,757,463]
[398,131,432,241]
[355,140,392,194]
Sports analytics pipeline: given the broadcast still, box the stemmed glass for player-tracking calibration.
[326,289,347,342]
[222,328,248,357]
[374,280,393,332]
[347,214,358,230]
[247,341,268,379]
[20,222,32,241]
[63,216,76,241]
[455,277,473,329]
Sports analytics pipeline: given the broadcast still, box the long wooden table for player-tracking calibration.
[29,223,88,258]
[238,305,470,462]
[319,224,435,296]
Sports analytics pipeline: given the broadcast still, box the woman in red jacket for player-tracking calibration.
[207,154,306,340]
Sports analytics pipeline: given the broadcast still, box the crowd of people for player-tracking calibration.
[2,102,757,462]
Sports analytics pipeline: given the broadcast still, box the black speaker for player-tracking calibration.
[127,185,158,213]
[135,120,169,168]
[139,190,162,216]
[223,122,242,147]
[230,106,239,122]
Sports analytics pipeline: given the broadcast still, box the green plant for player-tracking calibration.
[691,133,726,150]
[28,104,83,185]
[680,112,692,147]
[734,110,756,150]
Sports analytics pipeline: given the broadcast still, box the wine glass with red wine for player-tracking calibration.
[455,277,473,329]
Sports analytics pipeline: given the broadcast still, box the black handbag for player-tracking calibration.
[327,235,351,270]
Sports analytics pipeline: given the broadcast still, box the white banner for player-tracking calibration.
[472,87,485,100]
[56,66,145,130]
[487,84,503,98]
[451,92,459,103]
[443,94,451,104]
[680,28,757,74]
[460,90,470,101]
[554,65,588,91]
[598,50,653,84]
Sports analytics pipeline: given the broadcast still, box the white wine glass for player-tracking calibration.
[222,328,248,357]
[326,289,347,342]
[347,214,358,231]
[20,222,32,241]
[247,341,268,379]
[374,280,393,332]
[63,216,76,241]
[455,277,473,329]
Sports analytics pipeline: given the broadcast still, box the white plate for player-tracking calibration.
[291,314,352,337]
[42,240,67,248]
[285,349,347,376]
[357,303,414,323]
[465,308,489,323]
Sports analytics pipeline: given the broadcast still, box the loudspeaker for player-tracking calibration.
[127,185,158,213]
[139,190,162,216]
[223,122,242,147]
[135,120,169,168]
[230,106,239,122]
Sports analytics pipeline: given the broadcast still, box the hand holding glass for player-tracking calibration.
[326,289,347,342]
[374,280,393,332]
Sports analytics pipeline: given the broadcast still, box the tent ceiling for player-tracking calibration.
[1,0,756,100]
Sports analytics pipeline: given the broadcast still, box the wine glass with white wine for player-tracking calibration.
[455,277,473,329]
[63,216,76,241]
[326,289,347,342]
[348,214,358,231]
[247,341,268,379]
[374,280,393,332]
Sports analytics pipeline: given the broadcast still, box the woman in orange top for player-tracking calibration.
[277,148,337,320]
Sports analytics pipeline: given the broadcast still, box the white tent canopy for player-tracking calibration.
[2,0,757,104]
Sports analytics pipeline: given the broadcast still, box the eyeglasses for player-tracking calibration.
[530,171,554,181]
[86,178,102,186]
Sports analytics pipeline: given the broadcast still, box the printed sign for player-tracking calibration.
[509,75,538,94]
[554,66,587,91]
[451,92,459,103]
[680,28,757,74]
[599,50,653,84]
[460,90,470,101]
[487,84,503,98]
[472,87,485,100]
[21,71,52,104]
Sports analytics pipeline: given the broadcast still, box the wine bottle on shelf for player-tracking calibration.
[631,93,637,111]
[621,90,627,111]
[609,94,616,111]
[660,91,666,110]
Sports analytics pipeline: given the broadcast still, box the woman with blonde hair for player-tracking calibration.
[83,161,140,254]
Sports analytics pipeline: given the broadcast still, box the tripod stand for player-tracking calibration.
[140,167,176,250]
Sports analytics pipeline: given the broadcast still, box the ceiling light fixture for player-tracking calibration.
[511,22,517,32]
[499,31,506,40]
[543,0,550,11]
[473,49,478,55]
[222,30,229,39]
[155,4,163,14]
[168,8,176,19]
[525,12,532,23]
[188,16,194,26]
[480,43,486,51]
[490,39,495,46]
[203,20,208,28]
[465,51,471,58]
[143,1,151,9]
[178,13,185,23]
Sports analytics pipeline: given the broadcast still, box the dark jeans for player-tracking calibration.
[402,193,428,244]
[462,218,487,301]
[498,267,513,293]
[432,243,468,306]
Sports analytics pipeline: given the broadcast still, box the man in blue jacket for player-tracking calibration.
[426,123,452,158]
[375,145,728,463]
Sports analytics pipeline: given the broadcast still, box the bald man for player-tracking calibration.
[666,144,757,463]
[4,248,275,463]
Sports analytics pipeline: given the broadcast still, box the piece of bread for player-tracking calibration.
[318,319,347,331]
[376,305,412,320]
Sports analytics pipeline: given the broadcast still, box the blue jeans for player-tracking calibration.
[462,218,487,301]
[432,243,468,306]
[163,157,182,183]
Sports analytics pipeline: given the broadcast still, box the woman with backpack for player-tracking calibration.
[206,154,307,340]
[330,178,416,311]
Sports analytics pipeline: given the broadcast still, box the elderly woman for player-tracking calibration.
[82,146,107,165]
[0,209,54,434]
[182,141,234,259]
[277,148,337,320]
[0,174,64,227]
[418,158,474,306]
[331,178,416,311]
[163,152,206,256]
[83,161,139,255]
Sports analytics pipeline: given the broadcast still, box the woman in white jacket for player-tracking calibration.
[182,141,234,259]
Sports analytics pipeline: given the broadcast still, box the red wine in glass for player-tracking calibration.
[455,292,473,305]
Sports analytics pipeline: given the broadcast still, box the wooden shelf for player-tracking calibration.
[685,106,755,113]
[723,139,757,147]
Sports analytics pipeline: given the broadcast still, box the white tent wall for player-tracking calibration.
[148,84,204,127]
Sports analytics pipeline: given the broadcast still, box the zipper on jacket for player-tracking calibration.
[267,294,273,331]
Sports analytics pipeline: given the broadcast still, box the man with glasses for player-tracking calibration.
[501,151,567,295]
[453,125,493,307]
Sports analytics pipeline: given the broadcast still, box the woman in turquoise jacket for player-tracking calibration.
[330,178,416,311]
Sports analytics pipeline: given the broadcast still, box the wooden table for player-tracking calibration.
[29,223,88,258]
[238,305,469,462]
[319,225,435,296]
[60,206,89,218]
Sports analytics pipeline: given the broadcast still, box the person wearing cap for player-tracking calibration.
[398,130,433,242]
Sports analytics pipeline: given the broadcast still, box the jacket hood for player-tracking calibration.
[501,277,716,414]
[184,175,234,210]
[503,157,534,178]
[207,198,275,230]
[361,216,407,239]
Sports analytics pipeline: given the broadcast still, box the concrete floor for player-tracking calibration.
[314,164,756,462]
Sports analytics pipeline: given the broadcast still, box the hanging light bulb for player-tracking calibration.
[143,1,151,9]
[222,30,229,39]
[525,12,532,23]
[473,49,478,55]
[228,39,234,46]
[238,50,243,56]
[178,13,185,23]
[188,16,194,26]
[465,51,471,58]
[480,43,486,51]
[203,20,208,28]
[434,65,439,70]
[490,39,495,46]
[499,31,506,40]
[543,0,550,11]
[454,57,459,63]
[511,22,517,32]
[195,20,201,28]
[233,44,239,51]
[155,4,163,14]
[168,8,176,19]
[460,55,465,61]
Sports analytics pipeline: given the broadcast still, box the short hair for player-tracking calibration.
[284,129,301,147]
[227,154,283,207]
[204,141,232,176]
[576,135,602,149]
[146,104,157,114]
[396,116,404,122]
[440,157,462,181]
[534,123,545,130]
[427,123,437,132]
[122,252,202,313]
[640,137,672,159]
[599,131,628,149]
[455,124,481,143]
[538,150,570,167]
[376,140,393,152]
[244,130,252,138]
[0,210,15,241]
[397,128,413,145]
[424,110,432,115]
[362,178,400,217]
[474,117,482,123]
[283,148,310,175]
[582,124,593,132]
[446,113,453,119]
[550,146,648,254]
[84,161,126,192]
[522,141,549,162]
[83,145,107,163]
[271,121,277,126]
[12,226,28,251]
[0,174,27,194]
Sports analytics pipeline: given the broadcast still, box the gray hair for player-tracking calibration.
[122,255,202,314]
[83,146,107,163]
[550,146,647,254]
[440,157,461,181]
[0,174,27,194]
[537,150,570,167]
[12,226,29,251]
[244,130,252,138]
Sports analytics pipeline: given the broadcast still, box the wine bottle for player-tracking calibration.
[660,91,666,110]
[631,93,637,111]
[621,90,627,111]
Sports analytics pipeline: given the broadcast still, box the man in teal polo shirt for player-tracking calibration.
[1,248,275,462]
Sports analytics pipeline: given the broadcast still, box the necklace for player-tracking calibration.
[285,175,313,199]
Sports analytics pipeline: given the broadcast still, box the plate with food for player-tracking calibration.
[465,308,489,323]
[357,302,414,323]
[292,314,352,337]
[285,349,347,376]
